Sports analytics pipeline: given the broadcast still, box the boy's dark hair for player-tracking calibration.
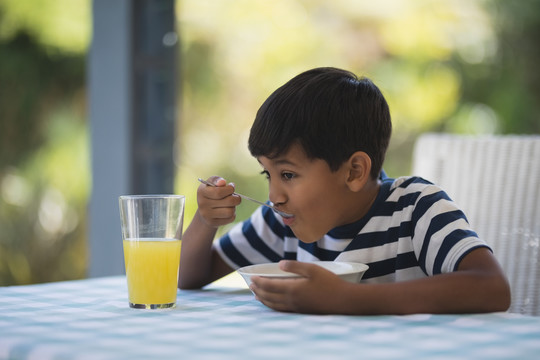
[248,67,392,179]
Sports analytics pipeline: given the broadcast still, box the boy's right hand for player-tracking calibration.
[197,176,241,228]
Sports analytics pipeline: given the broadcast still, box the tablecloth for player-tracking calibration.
[1,276,539,360]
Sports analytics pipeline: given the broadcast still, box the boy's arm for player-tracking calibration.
[249,247,511,314]
[178,178,238,289]
[178,210,233,289]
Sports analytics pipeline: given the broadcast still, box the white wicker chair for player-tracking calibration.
[412,133,540,315]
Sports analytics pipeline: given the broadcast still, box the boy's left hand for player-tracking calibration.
[249,260,350,314]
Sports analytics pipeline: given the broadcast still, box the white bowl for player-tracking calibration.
[237,261,369,287]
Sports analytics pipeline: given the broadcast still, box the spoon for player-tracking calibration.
[197,178,294,219]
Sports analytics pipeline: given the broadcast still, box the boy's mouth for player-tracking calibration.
[282,215,295,226]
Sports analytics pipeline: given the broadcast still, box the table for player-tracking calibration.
[1,276,539,360]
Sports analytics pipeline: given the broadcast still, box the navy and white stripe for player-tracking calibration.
[214,176,489,283]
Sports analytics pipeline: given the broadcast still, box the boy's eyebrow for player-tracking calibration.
[273,158,297,166]
[257,157,299,167]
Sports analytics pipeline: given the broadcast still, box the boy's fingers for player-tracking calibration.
[206,176,227,187]
[199,176,237,200]
[279,260,318,278]
[203,176,235,190]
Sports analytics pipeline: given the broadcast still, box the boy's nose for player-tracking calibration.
[268,182,287,207]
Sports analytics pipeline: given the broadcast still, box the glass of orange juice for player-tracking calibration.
[119,195,185,309]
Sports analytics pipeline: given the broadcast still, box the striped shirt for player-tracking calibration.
[214,176,489,283]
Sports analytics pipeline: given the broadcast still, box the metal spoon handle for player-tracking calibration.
[197,178,293,218]
[197,178,273,209]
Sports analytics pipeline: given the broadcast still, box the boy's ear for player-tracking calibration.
[345,151,372,192]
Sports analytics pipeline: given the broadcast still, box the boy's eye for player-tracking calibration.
[260,170,270,179]
[282,172,295,180]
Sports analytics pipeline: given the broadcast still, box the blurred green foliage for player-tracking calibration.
[1,0,539,285]
[0,0,89,284]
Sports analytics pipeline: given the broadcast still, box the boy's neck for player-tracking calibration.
[344,178,382,225]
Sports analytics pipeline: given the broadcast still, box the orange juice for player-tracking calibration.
[123,238,181,308]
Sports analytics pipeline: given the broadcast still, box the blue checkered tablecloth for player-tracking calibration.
[0,276,539,360]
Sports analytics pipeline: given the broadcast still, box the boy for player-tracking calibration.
[178,67,511,315]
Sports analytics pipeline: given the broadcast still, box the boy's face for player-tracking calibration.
[258,143,360,243]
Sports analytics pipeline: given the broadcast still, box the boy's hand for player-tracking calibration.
[197,176,241,227]
[249,260,351,314]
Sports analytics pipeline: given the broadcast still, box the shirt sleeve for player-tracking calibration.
[410,182,490,275]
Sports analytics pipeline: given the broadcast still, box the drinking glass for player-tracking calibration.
[119,195,185,309]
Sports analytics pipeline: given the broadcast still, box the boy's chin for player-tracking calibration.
[293,230,325,244]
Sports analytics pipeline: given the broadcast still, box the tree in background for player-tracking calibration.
[453,0,540,134]
[0,0,89,284]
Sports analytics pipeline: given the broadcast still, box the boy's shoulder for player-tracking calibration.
[387,175,434,189]
[381,175,448,205]
[384,175,437,194]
